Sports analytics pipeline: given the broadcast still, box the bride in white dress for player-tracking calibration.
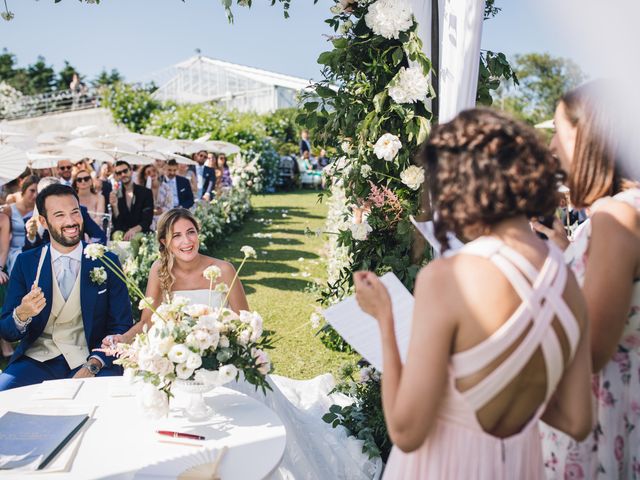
[103,208,381,479]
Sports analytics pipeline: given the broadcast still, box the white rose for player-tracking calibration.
[185,352,203,370]
[84,243,107,260]
[364,0,413,40]
[138,384,169,419]
[138,296,154,311]
[218,364,238,384]
[238,329,251,347]
[175,363,194,380]
[219,335,230,348]
[153,356,175,377]
[373,133,402,162]
[168,344,190,364]
[149,333,175,356]
[388,66,430,104]
[194,368,220,386]
[360,164,372,178]
[349,221,373,241]
[249,313,263,342]
[400,165,425,190]
[183,304,212,318]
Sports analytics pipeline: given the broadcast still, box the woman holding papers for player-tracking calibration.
[533,82,640,479]
[355,108,593,479]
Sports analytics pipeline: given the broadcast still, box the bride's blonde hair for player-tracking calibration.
[156,208,201,298]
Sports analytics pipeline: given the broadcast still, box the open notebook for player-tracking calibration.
[323,272,414,371]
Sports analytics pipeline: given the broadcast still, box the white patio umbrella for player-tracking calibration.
[70,125,100,137]
[0,146,29,186]
[26,145,87,168]
[203,140,241,156]
[66,137,154,164]
[535,119,555,130]
[171,139,210,156]
[139,150,197,165]
[108,133,179,154]
[0,129,29,143]
[195,134,211,143]
[37,131,74,145]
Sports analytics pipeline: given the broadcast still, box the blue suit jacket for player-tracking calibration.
[175,175,195,209]
[190,165,216,198]
[0,243,133,369]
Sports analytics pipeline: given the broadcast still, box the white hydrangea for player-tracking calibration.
[400,165,425,190]
[349,221,373,241]
[364,0,413,40]
[360,164,372,178]
[373,133,402,162]
[388,66,430,104]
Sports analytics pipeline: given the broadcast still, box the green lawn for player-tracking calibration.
[213,190,355,379]
[0,190,354,378]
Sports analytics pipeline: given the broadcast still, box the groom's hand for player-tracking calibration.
[73,358,102,378]
[16,285,46,321]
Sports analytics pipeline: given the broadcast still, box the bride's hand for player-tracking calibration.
[354,271,393,325]
[100,333,127,350]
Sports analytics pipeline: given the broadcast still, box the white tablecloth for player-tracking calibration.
[0,377,286,479]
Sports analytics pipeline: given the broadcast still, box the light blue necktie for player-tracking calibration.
[57,256,75,301]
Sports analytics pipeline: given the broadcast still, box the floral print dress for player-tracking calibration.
[541,188,640,479]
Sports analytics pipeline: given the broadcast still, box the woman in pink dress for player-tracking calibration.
[535,82,640,479]
[355,108,594,479]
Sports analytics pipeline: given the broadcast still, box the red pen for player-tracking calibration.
[156,430,205,440]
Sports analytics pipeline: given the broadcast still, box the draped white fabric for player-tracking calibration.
[410,0,486,123]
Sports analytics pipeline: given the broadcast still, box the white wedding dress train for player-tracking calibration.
[173,290,382,480]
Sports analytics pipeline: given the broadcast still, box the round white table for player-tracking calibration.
[0,377,286,479]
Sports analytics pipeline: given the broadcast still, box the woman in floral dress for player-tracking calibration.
[535,81,640,479]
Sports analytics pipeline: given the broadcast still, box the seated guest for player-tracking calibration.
[354,109,593,478]
[4,175,38,274]
[216,154,233,188]
[165,160,194,209]
[108,160,153,240]
[317,149,331,169]
[24,177,106,250]
[138,164,173,229]
[73,169,105,227]
[0,184,133,390]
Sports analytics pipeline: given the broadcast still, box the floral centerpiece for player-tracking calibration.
[88,243,273,418]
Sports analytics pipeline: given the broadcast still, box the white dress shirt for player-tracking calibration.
[165,177,179,208]
[50,242,83,283]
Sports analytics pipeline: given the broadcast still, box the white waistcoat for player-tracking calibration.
[25,265,89,369]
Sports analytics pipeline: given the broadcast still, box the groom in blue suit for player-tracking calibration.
[0,184,133,390]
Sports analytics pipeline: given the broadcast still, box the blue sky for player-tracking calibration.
[0,0,589,83]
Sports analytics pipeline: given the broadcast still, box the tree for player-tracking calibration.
[56,60,82,90]
[499,53,587,124]
[92,68,124,87]
[26,56,55,94]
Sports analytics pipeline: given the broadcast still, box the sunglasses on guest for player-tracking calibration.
[114,168,130,176]
[58,165,73,171]
[75,176,92,183]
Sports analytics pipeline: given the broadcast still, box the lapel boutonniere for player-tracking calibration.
[90,266,107,286]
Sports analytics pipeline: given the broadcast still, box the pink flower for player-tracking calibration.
[614,435,624,461]
[564,463,584,480]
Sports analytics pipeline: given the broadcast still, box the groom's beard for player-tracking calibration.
[49,223,83,247]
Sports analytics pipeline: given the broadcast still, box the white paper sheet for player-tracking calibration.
[31,379,83,401]
[323,273,414,372]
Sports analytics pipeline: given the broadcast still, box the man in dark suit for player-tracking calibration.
[299,129,311,157]
[0,184,132,390]
[108,160,153,240]
[165,160,194,209]
[190,150,215,200]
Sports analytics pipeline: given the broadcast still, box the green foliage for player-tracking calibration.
[261,107,300,155]
[322,363,391,460]
[477,50,519,106]
[498,52,587,124]
[92,68,124,87]
[103,83,162,133]
[26,56,56,94]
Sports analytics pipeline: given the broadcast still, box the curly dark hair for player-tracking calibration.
[421,108,563,251]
